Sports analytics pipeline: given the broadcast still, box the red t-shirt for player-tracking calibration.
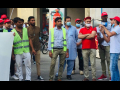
[79,26,97,49]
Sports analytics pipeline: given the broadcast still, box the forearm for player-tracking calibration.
[12,47,14,55]
[104,27,112,37]
[67,49,69,53]
[29,38,34,50]
[78,34,89,39]
[85,34,94,39]
[102,33,110,43]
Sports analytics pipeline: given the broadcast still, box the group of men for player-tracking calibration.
[1,14,44,81]
[48,12,120,81]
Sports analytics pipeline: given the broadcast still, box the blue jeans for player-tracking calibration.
[110,53,120,81]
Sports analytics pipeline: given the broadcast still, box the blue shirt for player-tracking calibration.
[76,28,82,49]
[63,25,78,60]
[8,28,13,32]
[48,27,69,51]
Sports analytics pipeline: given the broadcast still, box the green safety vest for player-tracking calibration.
[12,28,30,54]
[3,29,8,32]
[50,27,67,53]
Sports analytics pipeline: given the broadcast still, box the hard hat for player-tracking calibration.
[75,18,81,23]
[110,16,120,22]
[101,12,108,17]
[1,14,7,19]
[0,19,4,23]
[4,19,11,24]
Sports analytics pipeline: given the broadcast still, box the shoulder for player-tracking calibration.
[35,26,40,29]
[71,25,76,29]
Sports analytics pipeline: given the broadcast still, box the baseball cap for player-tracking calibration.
[110,18,113,21]
[84,16,91,21]
[101,12,108,17]
[0,19,3,23]
[110,16,120,22]
[1,14,7,19]
[75,18,81,22]
[4,19,11,23]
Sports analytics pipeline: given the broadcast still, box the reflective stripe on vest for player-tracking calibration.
[12,28,30,54]
[13,40,29,45]
[50,27,67,53]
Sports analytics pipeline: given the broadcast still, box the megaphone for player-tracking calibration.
[92,19,102,28]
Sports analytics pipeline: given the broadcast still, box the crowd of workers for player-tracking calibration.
[1,11,120,81]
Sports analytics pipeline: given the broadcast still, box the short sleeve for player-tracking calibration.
[93,27,97,32]
[79,28,83,34]
[112,27,120,35]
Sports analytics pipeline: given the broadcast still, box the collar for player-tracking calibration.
[63,25,72,28]
[55,26,62,30]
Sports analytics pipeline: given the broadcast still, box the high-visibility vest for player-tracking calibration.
[12,28,30,54]
[50,27,67,53]
[3,29,8,32]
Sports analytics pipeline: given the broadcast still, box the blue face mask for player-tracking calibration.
[66,22,71,26]
[76,24,80,27]
[112,24,115,27]
[101,22,107,27]
[0,28,3,30]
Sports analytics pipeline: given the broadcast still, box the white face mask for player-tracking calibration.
[85,23,91,27]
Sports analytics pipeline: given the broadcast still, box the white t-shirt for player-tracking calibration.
[110,25,120,53]
[97,22,111,46]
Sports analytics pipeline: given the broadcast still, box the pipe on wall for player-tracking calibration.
[101,8,102,14]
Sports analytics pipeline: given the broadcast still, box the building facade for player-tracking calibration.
[1,8,120,32]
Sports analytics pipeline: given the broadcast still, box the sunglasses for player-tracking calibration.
[76,21,81,23]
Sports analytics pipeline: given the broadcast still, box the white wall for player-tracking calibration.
[102,8,120,22]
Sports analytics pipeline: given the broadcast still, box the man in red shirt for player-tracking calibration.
[78,16,97,81]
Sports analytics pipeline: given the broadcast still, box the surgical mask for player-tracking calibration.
[0,28,3,30]
[66,22,71,26]
[76,24,80,27]
[112,24,115,27]
[101,22,107,27]
[85,23,91,27]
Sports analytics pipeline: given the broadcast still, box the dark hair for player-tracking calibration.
[28,16,35,22]
[13,17,24,23]
[116,20,119,25]
[65,16,71,21]
[55,17,62,22]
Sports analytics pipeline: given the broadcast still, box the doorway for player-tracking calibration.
[0,8,8,18]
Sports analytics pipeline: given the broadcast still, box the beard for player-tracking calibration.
[31,23,35,26]
[102,19,107,22]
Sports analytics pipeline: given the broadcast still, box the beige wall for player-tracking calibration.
[85,8,90,17]
[9,8,17,19]
[67,8,85,26]
[33,8,40,27]
[17,8,34,23]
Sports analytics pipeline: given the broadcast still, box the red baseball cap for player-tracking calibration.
[75,18,81,22]
[110,18,113,21]
[4,19,11,24]
[101,12,108,17]
[0,19,3,23]
[110,16,120,22]
[84,16,91,21]
[1,14,7,19]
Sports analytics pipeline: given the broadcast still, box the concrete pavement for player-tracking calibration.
[9,52,120,81]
